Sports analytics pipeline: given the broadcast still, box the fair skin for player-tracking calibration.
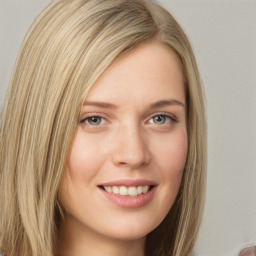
[58,41,187,256]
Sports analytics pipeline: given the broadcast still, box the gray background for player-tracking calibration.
[0,0,255,255]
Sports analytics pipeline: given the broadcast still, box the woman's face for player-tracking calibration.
[59,41,187,242]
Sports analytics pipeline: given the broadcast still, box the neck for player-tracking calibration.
[56,216,146,256]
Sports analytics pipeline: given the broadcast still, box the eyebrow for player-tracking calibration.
[83,99,185,109]
[83,101,117,109]
[150,99,185,108]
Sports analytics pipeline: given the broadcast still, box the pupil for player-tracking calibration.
[89,117,100,125]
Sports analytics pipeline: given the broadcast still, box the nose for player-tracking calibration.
[111,124,150,168]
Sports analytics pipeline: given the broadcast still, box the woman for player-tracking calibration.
[0,0,207,256]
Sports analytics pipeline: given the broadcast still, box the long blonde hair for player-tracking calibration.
[0,1,207,255]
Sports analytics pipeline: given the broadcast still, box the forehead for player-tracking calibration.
[84,41,185,105]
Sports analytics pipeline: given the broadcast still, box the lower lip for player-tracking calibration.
[100,186,157,209]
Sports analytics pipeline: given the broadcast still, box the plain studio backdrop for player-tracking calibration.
[0,0,255,255]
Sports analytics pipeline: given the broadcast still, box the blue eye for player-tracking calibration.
[150,114,176,125]
[83,116,105,126]
[152,115,167,124]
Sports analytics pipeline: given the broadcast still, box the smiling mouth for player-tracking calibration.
[98,185,155,197]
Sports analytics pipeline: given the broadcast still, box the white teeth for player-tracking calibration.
[142,185,149,194]
[105,186,112,193]
[119,186,128,196]
[112,186,119,194]
[128,187,138,196]
[137,186,143,194]
[103,185,151,196]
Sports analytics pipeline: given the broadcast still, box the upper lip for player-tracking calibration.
[99,179,157,187]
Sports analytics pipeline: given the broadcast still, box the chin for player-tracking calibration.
[96,215,164,242]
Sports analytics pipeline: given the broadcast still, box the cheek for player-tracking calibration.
[67,129,104,179]
[154,129,188,177]
[58,130,103,204]
[152,129,187,214]
[148,129,187,224]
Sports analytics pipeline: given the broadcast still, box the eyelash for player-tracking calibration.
[80,113,177,128]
